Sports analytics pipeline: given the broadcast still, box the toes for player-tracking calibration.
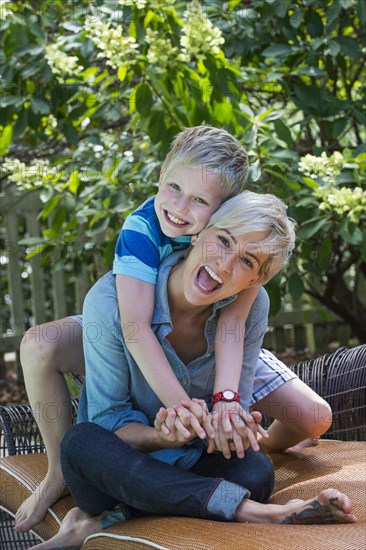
[319,489,353,515]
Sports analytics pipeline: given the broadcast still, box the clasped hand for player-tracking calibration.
[154,398,268,457]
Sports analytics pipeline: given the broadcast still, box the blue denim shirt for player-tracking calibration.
[78,251,269,470]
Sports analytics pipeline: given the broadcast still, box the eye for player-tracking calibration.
[169,183,180,191]
[218,234,230,247]
[195,197,209,205]
[240,256,253,268]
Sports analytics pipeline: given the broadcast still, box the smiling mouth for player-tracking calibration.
[164,210,189,226]
[195,266,223,293]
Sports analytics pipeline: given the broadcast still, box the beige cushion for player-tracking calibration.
[1,441,365,549]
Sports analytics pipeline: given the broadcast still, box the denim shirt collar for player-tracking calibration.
[152,251,237,327]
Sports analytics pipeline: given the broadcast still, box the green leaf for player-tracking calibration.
[298,217,329,238]
[69,170,80,194]
[296,67,325,77]
[63,124,80,145]
[134,82,154,117]
[148,111,166,144]
[30,97,50,115]
[289,9,302,29]
[361,229,366,262]
[317,237,332,270]
[0,124,13,156]
[302,177,318,189]
[13,109,28,139]
[333,36,363,59]
[274,119,292,146]
[358,0,366,26]
[118,65,127,82]
[338,220,363,245]
[288,273,304,301]
[0,95,22,108]
[261,44,293,58]
[327,41,341,57]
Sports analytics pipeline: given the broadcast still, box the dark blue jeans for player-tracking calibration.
[61,423,274,522]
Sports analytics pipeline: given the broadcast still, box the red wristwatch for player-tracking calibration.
[211,389,240,404]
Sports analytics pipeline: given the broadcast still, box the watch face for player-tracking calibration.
[223,390,235,400]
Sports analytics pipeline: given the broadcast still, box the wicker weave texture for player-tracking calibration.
[1,441,365,550]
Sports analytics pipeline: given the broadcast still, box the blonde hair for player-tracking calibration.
[206,191,296,282]
[161,126,248,200]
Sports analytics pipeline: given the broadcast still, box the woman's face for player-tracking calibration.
[180,226,270,306]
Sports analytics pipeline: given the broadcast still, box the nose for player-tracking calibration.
[175,195,190,214]
[217,251,235,273]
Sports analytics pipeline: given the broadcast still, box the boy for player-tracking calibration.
[114,126,260,451]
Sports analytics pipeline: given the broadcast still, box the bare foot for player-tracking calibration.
[236,488,357,524]
[15,475,68,533]
[286,438,320,452]
[28,507,100,549]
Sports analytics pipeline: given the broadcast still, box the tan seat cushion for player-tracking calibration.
[1,441,365,549]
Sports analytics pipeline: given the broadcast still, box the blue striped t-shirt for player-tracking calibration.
[113,196,191,284]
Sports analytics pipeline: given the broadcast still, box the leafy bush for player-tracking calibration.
[1,0,365,339]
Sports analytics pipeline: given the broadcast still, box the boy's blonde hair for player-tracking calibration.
[161,126,248,200]
[206,191,296,283]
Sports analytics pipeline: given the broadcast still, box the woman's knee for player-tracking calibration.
[20,319,84,375]
[20,324,59,373]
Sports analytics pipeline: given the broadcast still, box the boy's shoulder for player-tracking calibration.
[124,195,160,232]
[129,195,157,221]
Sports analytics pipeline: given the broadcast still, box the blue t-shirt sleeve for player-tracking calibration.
[113,213,161,284]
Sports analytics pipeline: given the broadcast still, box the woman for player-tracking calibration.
[16,192,340,537]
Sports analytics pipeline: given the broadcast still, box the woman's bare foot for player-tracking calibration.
[236,488,357,524]
[15,474,68,533]
[29,507,100,549]
[286,438,320,452]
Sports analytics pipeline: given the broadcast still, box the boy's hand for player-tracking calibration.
[154,407,196,447]
[175,398,216,441]
[209,401,268,459]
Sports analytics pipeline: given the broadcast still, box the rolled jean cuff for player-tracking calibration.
[206,479,250,521]
[100,506,127,530]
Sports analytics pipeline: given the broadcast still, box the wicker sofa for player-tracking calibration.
[1,345,365,550]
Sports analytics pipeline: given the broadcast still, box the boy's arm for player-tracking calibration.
[116,275,208,439]
[212,287,260,458]
[213,287,259,392]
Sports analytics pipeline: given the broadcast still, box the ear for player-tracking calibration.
[159,167,164,184]
[248,273,265,287]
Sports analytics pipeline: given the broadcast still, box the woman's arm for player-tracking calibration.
[114,408,196,452]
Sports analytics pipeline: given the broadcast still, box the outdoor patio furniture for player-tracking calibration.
[1,345,365,550]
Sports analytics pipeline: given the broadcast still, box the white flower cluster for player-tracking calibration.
[314,185,366,224]
[0,0,12,20]
[145,28,178,73]
[118,0,175,9]
[45,40,84,83]
[298,151,344,183]
[179,0,225,62]
[84,15,138,70]
[3,158,59,190]
[118,0,147,8]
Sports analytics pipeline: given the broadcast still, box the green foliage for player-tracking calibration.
[1,0,365,338]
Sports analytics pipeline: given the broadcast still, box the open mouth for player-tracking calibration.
[164,210,189,227]
[195,266,223,294]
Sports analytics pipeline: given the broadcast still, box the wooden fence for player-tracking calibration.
[0,189,353,378]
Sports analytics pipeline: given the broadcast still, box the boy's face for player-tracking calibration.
[180,226,268,306]
[155,163,223,238]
